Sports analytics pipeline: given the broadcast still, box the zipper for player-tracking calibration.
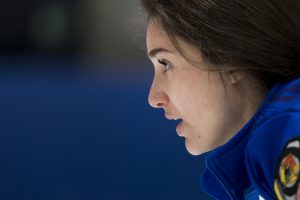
[207,160,236,200]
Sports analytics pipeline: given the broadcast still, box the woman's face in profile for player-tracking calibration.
[146,20,249,155]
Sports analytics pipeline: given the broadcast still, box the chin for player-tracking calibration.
[185,139,212,156]
[185,140,204,156]
[187,148,203,156]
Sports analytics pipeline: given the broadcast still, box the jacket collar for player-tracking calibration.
[201,82,283,199]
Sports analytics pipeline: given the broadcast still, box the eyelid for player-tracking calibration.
[158,59,171,72]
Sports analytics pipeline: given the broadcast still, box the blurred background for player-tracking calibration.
[0,0,212,199]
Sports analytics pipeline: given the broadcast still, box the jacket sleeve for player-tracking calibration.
[245,112,300,200]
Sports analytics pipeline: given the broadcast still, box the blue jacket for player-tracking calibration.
[201,78,300,200]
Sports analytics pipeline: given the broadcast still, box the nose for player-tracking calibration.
[148,80,169,109]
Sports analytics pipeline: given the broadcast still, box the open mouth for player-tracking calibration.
[175,119,184,137]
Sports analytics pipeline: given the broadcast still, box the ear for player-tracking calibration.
[228,70,245,84]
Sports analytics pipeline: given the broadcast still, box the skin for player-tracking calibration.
[146,19,266,156]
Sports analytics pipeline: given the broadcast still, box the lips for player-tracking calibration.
[164,114,184,137]
[165,114,178,120]
[176,120,184,137]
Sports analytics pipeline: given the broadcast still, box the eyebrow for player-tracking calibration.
[147,48,174,58]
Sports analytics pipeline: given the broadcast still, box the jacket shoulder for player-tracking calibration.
[245,111,300,199]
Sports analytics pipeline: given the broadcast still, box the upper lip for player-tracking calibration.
[165,114,181,120]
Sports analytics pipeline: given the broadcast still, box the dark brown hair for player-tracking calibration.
[141,0,300,89]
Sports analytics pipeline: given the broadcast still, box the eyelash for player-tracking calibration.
[158,59,171,72]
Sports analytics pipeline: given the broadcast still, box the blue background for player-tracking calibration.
[0,62,212,200]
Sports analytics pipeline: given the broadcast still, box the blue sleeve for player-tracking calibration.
[245,112,300,200]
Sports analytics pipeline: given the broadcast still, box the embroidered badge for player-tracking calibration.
[274,138,300,200]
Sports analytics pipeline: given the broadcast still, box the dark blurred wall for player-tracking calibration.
[82,0,146,62]
[0,1,213,199]
[0,0,146,65]
[0,1,81,56]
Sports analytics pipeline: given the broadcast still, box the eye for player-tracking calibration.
[158,59,171,72]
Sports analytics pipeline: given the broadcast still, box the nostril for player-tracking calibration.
[148,90,168,109]
[157,103,165,108]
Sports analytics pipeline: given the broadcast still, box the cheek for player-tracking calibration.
[175,84,208,112]
[169,78,202,108]
[169,83,195,111]
[168,70,225,117]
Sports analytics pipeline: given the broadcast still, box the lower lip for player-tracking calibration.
[176,120,184,137]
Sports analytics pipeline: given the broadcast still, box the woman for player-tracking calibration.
[141,0,300,199]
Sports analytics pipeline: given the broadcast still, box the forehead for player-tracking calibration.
[146,20,175,52]
[146,19,206,66]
